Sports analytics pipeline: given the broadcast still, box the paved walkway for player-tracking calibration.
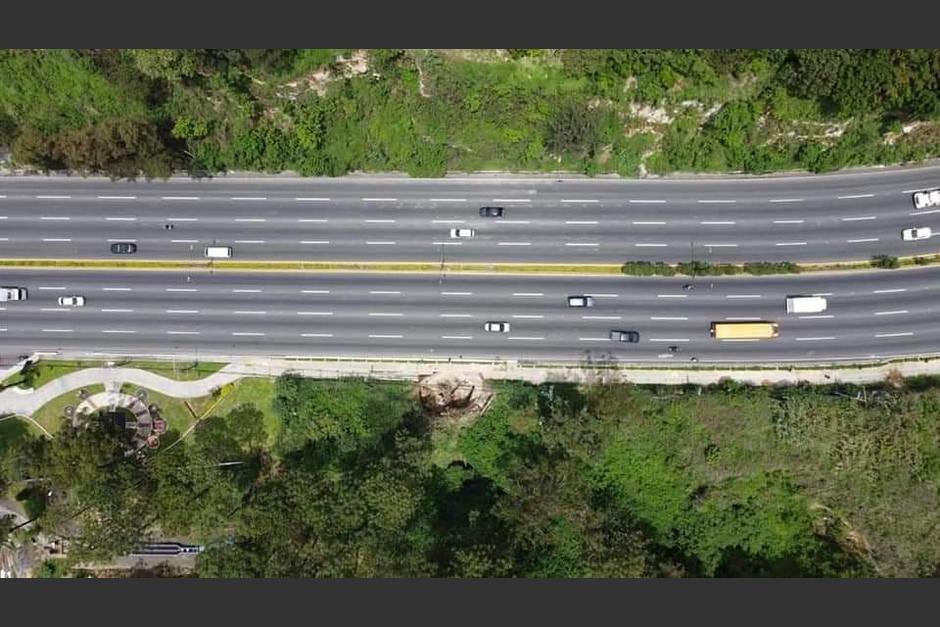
[4,355,940,418]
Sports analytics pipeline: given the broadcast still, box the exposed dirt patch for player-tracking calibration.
[417,370,493,425]
[276,50,370,100]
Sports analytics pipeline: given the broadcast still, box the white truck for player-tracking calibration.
[786,295,827,314]
[0,286,27,302]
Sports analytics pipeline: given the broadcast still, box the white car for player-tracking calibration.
[57,295,85,307]
[484,321,510,333]
[449,228,476,239]
[901,227,932,241]
[913,189,940,209]
[567,295,595,308]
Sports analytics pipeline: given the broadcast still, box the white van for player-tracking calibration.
[786,296,827,314]
[205,246,233,259]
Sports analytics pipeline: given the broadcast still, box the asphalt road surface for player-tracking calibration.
[1,167,939,263]
[1,268,938,364]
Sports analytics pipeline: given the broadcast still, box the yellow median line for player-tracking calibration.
[0,254,937,275]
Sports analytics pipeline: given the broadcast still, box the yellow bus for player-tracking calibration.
[710,321,779,340]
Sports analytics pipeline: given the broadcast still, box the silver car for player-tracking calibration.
[484,321,510,333]
[58,295,86,307]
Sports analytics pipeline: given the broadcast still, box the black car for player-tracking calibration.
[110,242,137,254]
[479,206,504,218]
[609,330,640,343]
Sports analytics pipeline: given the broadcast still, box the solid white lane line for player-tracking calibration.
[769,199,804,203]
[565,243,599,247]
[773,219,804,224]
[101,308,134,313]
[875,332,914,338]
[873,288,906,294]
[492,198,530,203]
[431,242,463,246]
[362,198,397,202]
[838,193,874,199]
[232,289,262,293]
[166,288,198,292]
[235,218,266,222]
[512,314,544,319]
[297,312,334,316]
[500,220,531,224]
[370,290,401,295]
[648,338,690,342]
[629,199,666,204]
[795,336,836,341]
[231,197,267,201]
[369,334,403,339]
[561,199,599,203]
[102,329,136,334]
[42,238,71,242]
[874,310,909,316]
[724,317,762,321]
[632,221,667,225]
[301,333,334,337]
[910,208,940,216]
[798,315,834,320]
[366,241,396,245]
[590,294,619,298]
[841,216,876,222]
[169,217,199,221]
[234,310,267,315]
[433,220,465,224]
[161,196,200,200]
[635,243,668,247]
[441,335,474,340]
[36,195,71,199]
[583,315,622,320]
[498,242,531,246]
[166,310,200,314]
[38,286,66,290]
[298,219,329,223]
[40,216,70,220]
[102,287,132,291]
[512,292,544,297]
[105,217,136,221]
[106,239,137,242]
[579,337,610,341]
[366,219,396,223]
[440,313,473,318]
[42,328,72,333]
[40,308,69,312]
[508,336,544,340]
[295,197,331,201]
[566,220,599,225]
[718,338,761,342]
[657,294,687,299]
[301,290,331,294]
[368,312,403,317]
[847,238,880,243]
[700,221,736,225]
[171,239,200,243]
[441,291,473,296]
[812,292,834,296]
[430,198,467,202]
[698,200,736,204]
[167,331,201,335]
[650,316,688,321]
[234,240,265,244]
[702,243,737,248]
[232,332,265,336]
[776,242,807,246]
[301,241,330,244]
[726,294,762,299]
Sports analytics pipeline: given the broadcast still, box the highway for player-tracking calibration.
[1,268,938,365]
[1,167,939,263]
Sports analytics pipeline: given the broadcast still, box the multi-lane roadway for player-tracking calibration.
[1,268,938,364]
[0,168,938,263]
[1,168,939,366]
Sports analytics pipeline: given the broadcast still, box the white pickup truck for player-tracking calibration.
[0,286,27,302]
[786,295,827,314]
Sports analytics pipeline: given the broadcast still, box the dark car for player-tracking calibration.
[479,206,504,218]
[110,242,137,254]
[609,330,640,343]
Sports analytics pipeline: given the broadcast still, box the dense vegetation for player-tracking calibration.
[5,372,940,577]
[1,49,939,178]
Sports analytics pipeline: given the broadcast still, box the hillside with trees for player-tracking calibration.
[1,49,938,179]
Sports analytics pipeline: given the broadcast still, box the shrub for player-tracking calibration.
[621,261,677,276]
[871,254,900,269]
